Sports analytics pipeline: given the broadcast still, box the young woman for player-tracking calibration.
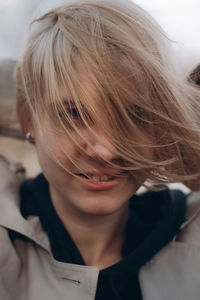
[1,0,200,299]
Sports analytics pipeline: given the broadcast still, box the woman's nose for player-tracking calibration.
[84,131,116,161]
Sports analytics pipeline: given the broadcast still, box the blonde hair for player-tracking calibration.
[17,0,200,190]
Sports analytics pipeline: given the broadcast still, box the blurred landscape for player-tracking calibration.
[0,59,40,177]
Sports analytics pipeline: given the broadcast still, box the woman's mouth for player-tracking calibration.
[77,173,115,181]
[75,173,125,191]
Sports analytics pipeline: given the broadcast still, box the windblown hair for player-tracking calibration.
[17,0,200,190]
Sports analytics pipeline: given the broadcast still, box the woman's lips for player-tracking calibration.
[75,174,124,191]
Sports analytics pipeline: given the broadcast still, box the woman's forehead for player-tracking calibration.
[58,67,102,106]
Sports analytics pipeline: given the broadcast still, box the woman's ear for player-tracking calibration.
[26,131,35,144]
[25,119,35,144]
[17,94,34,141]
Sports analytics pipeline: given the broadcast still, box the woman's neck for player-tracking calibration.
[50,185,130,269]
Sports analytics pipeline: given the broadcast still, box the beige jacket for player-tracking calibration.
[0,152,200,300]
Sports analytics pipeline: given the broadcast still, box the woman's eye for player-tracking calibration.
[59,107,81,119]
[58,106,93,127]
[67,107,94,125]
[68,107,81,119]
[127,105,144,124]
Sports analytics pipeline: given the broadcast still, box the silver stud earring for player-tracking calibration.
[26,132,35,144]
[26,132,31,140]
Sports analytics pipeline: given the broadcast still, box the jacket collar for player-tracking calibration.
[0,185,51,252]
[0,153,51,252]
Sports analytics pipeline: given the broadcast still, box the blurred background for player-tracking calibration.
[1,0,200,68]
[0,0,199,183]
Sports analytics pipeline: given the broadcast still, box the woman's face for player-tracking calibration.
[32,76,152,218]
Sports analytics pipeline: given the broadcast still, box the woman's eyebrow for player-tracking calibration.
[60,99,88,112]
[48,99,75,113]
[60,99,76,107]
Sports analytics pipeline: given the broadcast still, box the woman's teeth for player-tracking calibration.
[79,174,115,181]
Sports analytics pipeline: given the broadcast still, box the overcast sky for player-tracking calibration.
[0,0,199,73]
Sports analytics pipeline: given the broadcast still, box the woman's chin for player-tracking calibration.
[76,197,129,217]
